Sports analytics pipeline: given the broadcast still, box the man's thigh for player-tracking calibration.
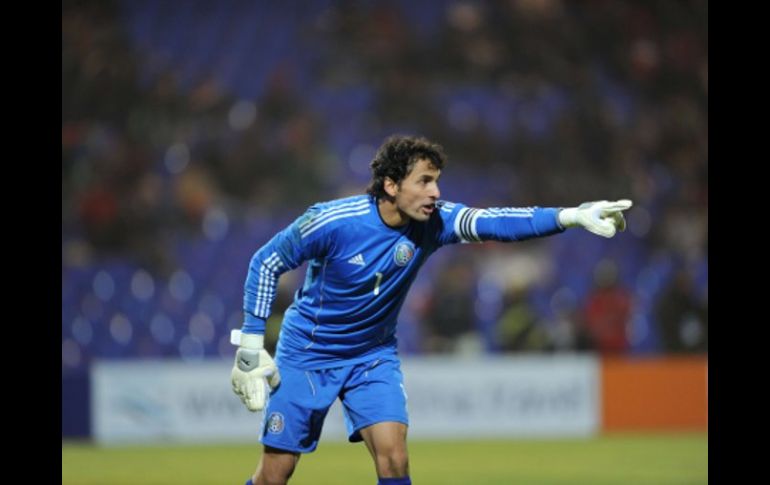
[340,358,409,443]
[260,365,346,453]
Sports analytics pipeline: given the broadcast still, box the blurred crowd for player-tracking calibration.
[62,0,707,367]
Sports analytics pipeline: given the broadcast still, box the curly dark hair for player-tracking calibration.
[366,135,447,200]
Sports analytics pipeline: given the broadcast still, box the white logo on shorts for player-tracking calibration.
[267,412,285,434]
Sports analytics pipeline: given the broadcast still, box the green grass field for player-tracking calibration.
[62,433,707,484]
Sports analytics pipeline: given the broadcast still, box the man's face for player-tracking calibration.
[387,158,441,222]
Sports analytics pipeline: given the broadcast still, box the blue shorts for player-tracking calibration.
[259,357,409,453]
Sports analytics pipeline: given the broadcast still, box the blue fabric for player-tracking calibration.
[456,206,564,242]
[244,479,253,485]
[378,477,412,485]
[260,357,408,453]
[242,195,562,368]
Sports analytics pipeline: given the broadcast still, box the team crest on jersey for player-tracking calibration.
[393,241,415,267]
[267,412,285,434]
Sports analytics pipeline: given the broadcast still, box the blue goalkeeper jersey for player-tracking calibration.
[242,194,565,369]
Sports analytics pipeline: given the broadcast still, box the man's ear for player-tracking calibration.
[383,177,399,198]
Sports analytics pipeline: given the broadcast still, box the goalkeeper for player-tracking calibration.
[231,135,632,485]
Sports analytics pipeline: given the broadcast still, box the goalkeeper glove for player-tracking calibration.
[558,199,633,238]
[230,330,281,412]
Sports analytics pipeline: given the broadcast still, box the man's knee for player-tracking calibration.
[257,447,300,485]
[375,447,409,477]
[258,465,296,485]
[360,422,410,478]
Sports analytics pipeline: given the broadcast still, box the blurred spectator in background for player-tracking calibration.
[424,255,477,353]
[655,266,708,353]
[496,284,553,352]
[77,182,121,251]
[581,259,633,354]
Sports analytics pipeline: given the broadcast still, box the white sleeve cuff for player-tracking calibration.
[230,329,264,349]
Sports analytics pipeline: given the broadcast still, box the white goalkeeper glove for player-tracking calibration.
[230,330,281,412]
[558,199,633,238]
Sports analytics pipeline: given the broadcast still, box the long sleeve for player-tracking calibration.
[242,205,330,334]
[434,201,565,246]
[453,206,565,243]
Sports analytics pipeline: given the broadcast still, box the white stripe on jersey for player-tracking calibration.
[298,198,369,229]
[300,201,370,236]
[254,252,283,317]
[254,253,277,317]
[454,207,482,243]
[483,207,534,214]
[299,199,369,232]
[301,208,371,238]
[261,254,284,316]
[478,211,534,219]
[255,265,270,317]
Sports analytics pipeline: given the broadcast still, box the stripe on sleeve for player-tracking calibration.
[301,207,371,238]
[253,252,284,318]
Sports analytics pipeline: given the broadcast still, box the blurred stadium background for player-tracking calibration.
[62,0,707,483]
